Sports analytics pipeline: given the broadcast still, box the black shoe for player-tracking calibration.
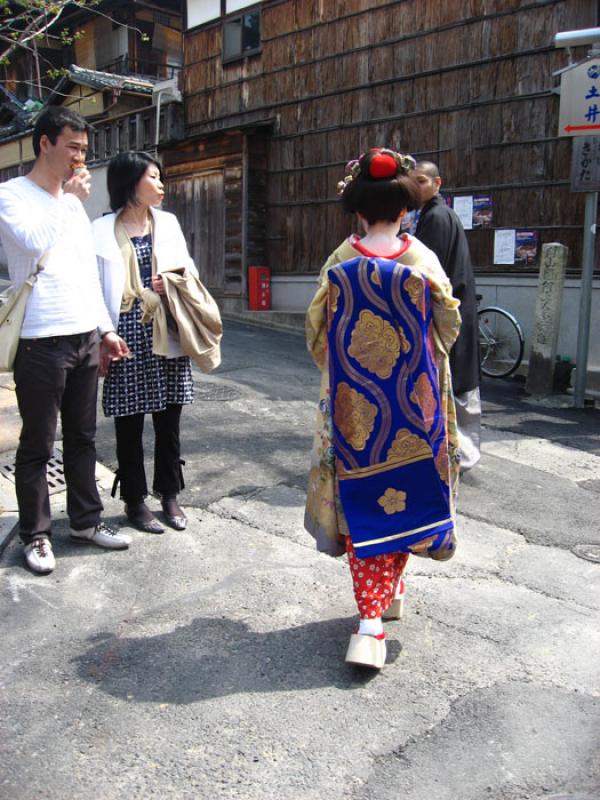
[161,495,187,531]
[125,502,165,534]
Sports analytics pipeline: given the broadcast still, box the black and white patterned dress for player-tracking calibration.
[102,234,194,417]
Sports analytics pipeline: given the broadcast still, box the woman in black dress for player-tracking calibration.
[93,152,195,533]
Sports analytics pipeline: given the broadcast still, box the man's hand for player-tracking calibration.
[64,167,92,201]
[151,275,166,296]
[99,332,130,377]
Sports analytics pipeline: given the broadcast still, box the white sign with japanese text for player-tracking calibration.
[559,60,600,137]
[570,136,600,191]
[453,196,474,230]
[494,229,516,265]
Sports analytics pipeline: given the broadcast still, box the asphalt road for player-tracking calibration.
[1,320,599,800]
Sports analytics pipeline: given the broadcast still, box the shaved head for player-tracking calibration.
[410,161,442,206]
[414,161,440,180]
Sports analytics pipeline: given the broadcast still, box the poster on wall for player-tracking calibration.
[473,195,493,228]
[453,196,474,230]
[515,230,539,266]
[494,229,516,265]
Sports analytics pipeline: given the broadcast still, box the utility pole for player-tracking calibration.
[555,28,600,407]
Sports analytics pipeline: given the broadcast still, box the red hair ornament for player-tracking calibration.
[336,150,416,194]
[369,152,398,179]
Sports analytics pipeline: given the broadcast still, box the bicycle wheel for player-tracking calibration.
[478,306,524,378]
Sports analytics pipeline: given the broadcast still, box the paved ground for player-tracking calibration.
[1,321,599,800]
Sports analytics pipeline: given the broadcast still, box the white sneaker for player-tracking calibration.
[70,521,131,550]
[24,536,56,574]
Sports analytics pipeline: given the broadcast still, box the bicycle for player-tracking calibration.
[477,294,524,378]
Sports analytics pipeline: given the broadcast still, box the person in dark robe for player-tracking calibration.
[411,161,481,470]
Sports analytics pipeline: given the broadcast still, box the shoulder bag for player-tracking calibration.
[0,256,46,373]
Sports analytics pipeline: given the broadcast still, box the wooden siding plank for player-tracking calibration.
[181,0,596,274]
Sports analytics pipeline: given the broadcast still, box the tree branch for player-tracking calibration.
[0,3,68,65]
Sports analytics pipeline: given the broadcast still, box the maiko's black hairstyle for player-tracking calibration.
[32,106,90,157]
[107,151,162,212]
[341,149,421,225]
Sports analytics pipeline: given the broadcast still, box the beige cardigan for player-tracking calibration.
[161,266,222,373]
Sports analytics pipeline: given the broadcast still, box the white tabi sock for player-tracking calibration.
[358,617,384,637]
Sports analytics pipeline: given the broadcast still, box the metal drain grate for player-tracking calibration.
[0,449,66,495]
[195,383,242,402]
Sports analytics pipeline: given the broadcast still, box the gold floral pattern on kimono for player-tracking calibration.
[398,326,410,355]
[371,266,382,287]
[407,535,436,554]
[435,439,450,485]
[404,273,426,315]
[304,369,348,556]
[348,309,405,379]
[387,428,433,465]
[408,532,455,561]
[377,487,407,515]
[410,372,436,432]
[328,283,341,330]
[305,464,333,524]
[334,381,378,451]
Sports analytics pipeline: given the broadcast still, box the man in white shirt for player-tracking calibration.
[0,107,131,574]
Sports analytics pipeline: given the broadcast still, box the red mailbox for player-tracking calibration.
[248,265,271,311]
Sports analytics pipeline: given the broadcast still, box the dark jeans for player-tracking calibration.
[114,404,183,504]
[13,331,103,544]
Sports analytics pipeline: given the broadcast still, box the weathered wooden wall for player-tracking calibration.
[182,0,596,277]
[161,127,268,298]
[162,132,242,295]
[246,135,269,270]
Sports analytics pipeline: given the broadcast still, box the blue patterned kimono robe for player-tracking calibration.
[326,256,454,558]
[304,235,462,560]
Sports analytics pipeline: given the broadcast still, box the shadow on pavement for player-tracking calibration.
[74,615,402,701]
[480,376,600,454]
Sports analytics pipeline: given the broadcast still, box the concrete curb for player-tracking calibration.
[221,310,305,336]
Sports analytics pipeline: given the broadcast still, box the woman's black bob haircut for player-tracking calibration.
[107,151,162,212]
[341,150,421,225]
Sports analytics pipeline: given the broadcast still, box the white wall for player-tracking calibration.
[83,164,110,221]
[475,274,600,375]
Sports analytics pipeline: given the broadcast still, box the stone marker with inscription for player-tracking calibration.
[526,243,568,397]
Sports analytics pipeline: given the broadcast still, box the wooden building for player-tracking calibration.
[170,0,597,319]
[0,0,184,179]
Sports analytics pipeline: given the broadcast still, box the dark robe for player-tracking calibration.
[415,195,480,395]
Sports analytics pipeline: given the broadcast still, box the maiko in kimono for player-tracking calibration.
[304,149,462,669]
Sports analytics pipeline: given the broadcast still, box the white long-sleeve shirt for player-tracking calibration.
[0,176,114,338]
